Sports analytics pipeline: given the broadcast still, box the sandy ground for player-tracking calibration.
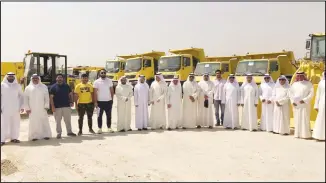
[1,96,325,182]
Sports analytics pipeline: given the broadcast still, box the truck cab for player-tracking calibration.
[159,47,205,85]
[119,51,165,87]
[194,55,242,82]
[105,58,126,87]
[22,50,68,89]
[234,51,297,86]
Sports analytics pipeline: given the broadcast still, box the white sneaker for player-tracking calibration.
[98,129,102,134]
[107,128,114,133]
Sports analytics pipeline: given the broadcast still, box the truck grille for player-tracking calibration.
[125,75,136,79]
[163,75,175,79]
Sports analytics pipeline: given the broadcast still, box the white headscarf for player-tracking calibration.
[117,76,131,87]
[241,73,257,88]
[261,74,274,84]
[135,75,149,89]
[186,73,195,82]
[28,74,42,86]
[169,76,181,89]
[321,72,325,80]
[154,73,166,85]
[226,74,239,87]
[275,75,290,88]
[199,73,211,82]
[2,72,18,84]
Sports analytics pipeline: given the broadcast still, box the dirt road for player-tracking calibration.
[1,97,325,182]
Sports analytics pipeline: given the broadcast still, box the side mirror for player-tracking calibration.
[305,39,311,50]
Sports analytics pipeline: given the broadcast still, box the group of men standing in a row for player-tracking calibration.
[1,69,324,146]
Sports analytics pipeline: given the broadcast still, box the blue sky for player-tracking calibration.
[1,2,325,66]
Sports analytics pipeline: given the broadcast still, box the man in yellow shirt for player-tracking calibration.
[74,74,95,135]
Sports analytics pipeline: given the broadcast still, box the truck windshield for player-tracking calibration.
[158,56,181,72]
[23,54,33,79]
[67,69,73,76]
[311,36,325,61]
[235,60,268,76]
[125,58,142,73]
[105,61,120,73]
[88,71,98,82]
[194,63,221,76]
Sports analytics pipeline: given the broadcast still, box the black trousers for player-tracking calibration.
[97,100,113,129]
[77,103,94,131]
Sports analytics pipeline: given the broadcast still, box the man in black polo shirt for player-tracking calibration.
[49,74,77,139]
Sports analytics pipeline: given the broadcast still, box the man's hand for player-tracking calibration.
[299,100,305,104]
[315,108,318,112]
[157,99,160,103]
[135,105,138,107]
[94,102,98,108]
[267,100,272,104]
[241,104,244,107]
[51,106,56,113]
[276,101,281,107]
[125,98,128,102]
[167,104,171,108]
[237,104,240,106]
[151,101,154,105]
[254,104,258,107]
[293,103,297,106]
[189,96,194,101]
[70,103,74,107]
[20,109,24,113]
[204,95,208,100]
[262,99,266,102]
[26,110,31,114]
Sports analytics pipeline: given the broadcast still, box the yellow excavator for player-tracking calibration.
[290,33,325,128]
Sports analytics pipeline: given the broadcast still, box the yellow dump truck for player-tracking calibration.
[105,58,126,87]
[159,47,205,85]
[290,32,325,128]
[194,55,242,82]
[118,51,165,86]
[234,50,297,85]
[1,62,24,83]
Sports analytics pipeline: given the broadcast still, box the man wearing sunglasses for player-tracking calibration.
[93,69,114,134]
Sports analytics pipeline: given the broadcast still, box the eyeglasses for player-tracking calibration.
[279,79,286,81]
[100,72,106,74]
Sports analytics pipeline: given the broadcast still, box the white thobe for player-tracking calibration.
[259,82,275,132]
[222,83,240,129]
[272,86,291,134]
[241,84,259,131]
[182,81,199,128]
[166,84,182,129]
[24,83,52,140]
[1,82,24,142]
[115,84,133,131]
[134,83,150,129]
[312,80,325,140]
[149,81,168,129]
[289,81,314,139]
[197,80,215,127]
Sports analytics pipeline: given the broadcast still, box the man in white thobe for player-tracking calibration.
[312,72,325,141]
[272,75,291,135]
[149,73,168,130]
[24,74,52,141]
[134,75,150,131]
[166,76,182,130]
[222,74,240,129]
[115,76,133,132]
[1,72,24,145]
[289,71,314,139]
[197,73,215,129]
[213,69,226,126]
[182,73,199,129]
[259,74,275,132]
[240,74,259,131]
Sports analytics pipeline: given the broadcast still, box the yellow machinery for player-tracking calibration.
[22,50,68,89]
[105,58,126,87]
[194,55,242,82]
[1,62,24,83]
[235,50,297,85]
[77,67,104,85]
[118,51,165,86]
[290,33,325,128]
[159,47,205,85]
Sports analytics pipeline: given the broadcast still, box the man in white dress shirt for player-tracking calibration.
[213,69,226,126]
